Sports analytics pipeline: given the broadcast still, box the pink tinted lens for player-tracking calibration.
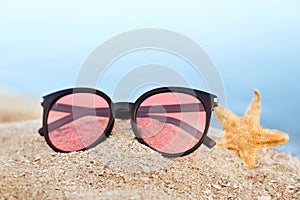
[136,92,206,154]
[47,93,111,152]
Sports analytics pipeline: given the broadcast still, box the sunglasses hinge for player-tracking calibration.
[38,128,45,136]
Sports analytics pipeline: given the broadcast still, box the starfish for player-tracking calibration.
[214,90,289,169]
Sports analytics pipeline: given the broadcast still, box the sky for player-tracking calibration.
[0,1,300,155]
[1,0,299,94]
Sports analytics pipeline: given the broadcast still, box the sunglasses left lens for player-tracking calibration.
[46,93,111,152]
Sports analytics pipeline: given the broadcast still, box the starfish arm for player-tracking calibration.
[214,104,240,131]
[238,148,258,169]
[253,128,289,148]
[217,138,239,154]
[243,90,261,125]
[217,137,235,148]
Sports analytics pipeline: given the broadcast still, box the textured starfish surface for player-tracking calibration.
[214,90,289,169]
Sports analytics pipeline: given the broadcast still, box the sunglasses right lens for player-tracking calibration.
[135,92,207,155]
[46,93,111,152]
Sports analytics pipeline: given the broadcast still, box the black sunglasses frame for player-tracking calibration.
[39,87,218,157]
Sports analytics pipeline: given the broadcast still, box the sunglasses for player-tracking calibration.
[38,87,218,157]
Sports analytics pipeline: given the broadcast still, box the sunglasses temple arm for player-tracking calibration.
[148,115,216,149]
[46,107,111,133]
[47,103,205,131]
[53,103,205,114]
[203,136,216,149]
[45,103,209,135]
[137,103,205,113]
[50,103,109,114]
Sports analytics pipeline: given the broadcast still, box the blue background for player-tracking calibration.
[0,1,299,157]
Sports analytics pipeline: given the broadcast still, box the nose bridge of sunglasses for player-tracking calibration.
[112,102,134,120]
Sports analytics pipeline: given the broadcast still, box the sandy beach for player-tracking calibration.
[0,91,300,199]
[0,89,41,123]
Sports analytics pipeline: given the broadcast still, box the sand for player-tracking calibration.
[0,90,300,199]
[0,119,300,200]
[0,89,41,123]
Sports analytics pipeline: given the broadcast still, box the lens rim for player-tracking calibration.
[131,87,214,157]
[42,88,114,153]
